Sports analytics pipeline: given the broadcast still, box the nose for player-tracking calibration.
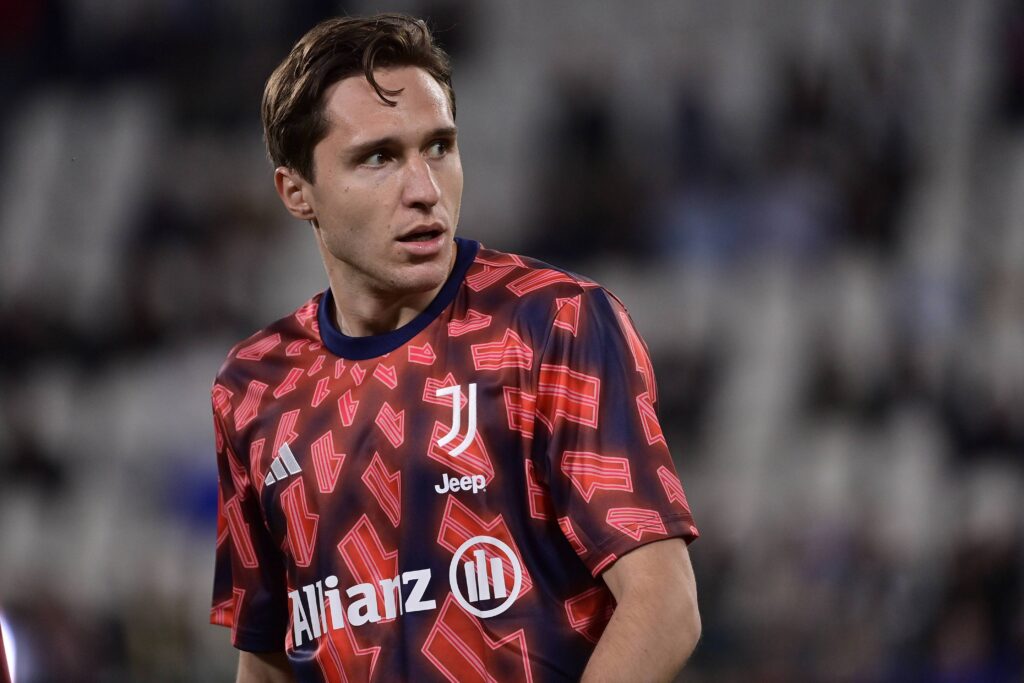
[402,156,441,210]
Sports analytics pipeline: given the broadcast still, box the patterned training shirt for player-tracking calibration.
[210,237,698,682]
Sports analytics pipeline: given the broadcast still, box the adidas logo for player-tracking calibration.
[265,443,302,486]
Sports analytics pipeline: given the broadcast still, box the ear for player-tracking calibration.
[274,166,316,221]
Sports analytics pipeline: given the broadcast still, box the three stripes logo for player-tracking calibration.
[435,383,477,456]
[265,443,303,486]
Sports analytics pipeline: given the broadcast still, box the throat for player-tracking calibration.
[323,242,458,338]
[333,299,422,337]
[329,280,446,337]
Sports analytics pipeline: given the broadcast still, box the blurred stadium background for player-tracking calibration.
[1,0,1023,680]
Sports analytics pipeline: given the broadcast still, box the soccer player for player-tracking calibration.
[210,14,700,682]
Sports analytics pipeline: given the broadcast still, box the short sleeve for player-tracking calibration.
[210,393,289,652]
[531,287,699,577]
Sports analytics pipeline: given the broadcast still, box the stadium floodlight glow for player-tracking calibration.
[0,608,16,683]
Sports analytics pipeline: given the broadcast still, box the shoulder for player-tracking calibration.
[212,293,323,399]
[467,243,629,331]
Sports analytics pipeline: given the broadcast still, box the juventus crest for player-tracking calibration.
[435,383,477,456]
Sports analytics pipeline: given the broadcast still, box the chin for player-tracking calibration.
[402,247,453,286]
[392,262,449,294]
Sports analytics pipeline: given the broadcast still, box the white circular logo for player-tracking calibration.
[448,535,523,618]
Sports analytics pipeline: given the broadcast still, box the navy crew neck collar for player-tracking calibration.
[317,237,479,360]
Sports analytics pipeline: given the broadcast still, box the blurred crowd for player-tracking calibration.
[1,0,1022,680]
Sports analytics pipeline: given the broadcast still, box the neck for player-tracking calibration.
[324,249,457,338]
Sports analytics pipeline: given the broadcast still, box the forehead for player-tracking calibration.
[320,66,453,144]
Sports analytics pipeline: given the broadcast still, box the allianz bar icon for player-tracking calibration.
[462,549,508,602]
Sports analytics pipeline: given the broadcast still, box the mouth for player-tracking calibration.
[397,224,446,243]
[395,223,449,258]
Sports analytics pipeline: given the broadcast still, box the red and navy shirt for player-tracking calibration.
[210,238,698,682]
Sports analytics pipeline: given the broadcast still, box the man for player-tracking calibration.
[211,14,700,682]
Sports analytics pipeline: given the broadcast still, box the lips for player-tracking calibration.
[397,224,445,242]
[395,223,448,258]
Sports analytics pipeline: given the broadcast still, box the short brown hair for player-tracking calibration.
[262,13,455,182]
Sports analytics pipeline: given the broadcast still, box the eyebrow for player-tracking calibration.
[346,126,458,160]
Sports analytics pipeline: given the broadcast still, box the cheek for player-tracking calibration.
[443,161,465,205]
[321,188,378,232]
[311,174,400,249]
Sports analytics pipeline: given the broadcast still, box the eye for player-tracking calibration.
[363,151,390,167]
[426,139,451,159]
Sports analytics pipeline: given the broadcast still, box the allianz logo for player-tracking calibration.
[289,536,523,647]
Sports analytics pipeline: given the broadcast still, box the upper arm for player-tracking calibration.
[533,288,700,576]
[210,391,289,650]
[237,651,295,683]
[601,538,700,630]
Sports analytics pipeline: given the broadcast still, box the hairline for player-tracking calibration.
[305,66,456,181]
[263,14,456,184]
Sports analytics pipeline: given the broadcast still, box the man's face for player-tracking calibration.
[303,66,463,299]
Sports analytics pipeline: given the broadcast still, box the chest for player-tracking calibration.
[242,345,538,560]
